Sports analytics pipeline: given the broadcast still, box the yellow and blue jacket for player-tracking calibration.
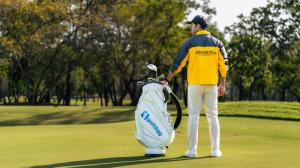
[170,30,228,85]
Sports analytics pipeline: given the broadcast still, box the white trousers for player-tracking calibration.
[187,85,220,154]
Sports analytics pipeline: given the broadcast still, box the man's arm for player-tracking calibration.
[218,41,228,96]
[161,39,190,84]
[218,56,227,96]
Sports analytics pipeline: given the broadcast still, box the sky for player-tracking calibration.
[189,0,269,32]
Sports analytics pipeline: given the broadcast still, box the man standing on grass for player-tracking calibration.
[161,15,228,158]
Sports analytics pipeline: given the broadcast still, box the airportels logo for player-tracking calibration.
[196,50,217,56]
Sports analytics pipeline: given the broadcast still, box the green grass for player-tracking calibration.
[0,106,135,126]
[218,101,300,120]
[0,117,299,168]
[0,101,300,168]
[172,101,300,121]
[0,101,299,126]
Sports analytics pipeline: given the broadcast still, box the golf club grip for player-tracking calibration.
[170,92,182,130]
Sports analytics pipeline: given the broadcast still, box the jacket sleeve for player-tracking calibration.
[170,39,191,75]
[219,42,229,71]
[218,52,227,77]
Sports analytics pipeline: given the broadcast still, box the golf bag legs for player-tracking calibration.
[144,147,166,157]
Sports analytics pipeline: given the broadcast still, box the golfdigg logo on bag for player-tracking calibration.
[141,111,163,136]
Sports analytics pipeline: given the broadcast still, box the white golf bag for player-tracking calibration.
[135,82,180,156]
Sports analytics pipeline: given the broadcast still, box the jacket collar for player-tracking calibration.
[196,30,210,35]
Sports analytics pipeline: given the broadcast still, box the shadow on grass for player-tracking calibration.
[1,105,299,127]
[0,108,135,126]
[31,155,212,168]
[216,114,300,122]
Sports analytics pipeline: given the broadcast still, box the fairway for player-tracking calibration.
[1,116,300,168]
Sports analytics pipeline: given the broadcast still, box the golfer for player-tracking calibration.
[162,15,228,158]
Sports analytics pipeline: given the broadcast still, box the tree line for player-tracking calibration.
[0,0,299,106]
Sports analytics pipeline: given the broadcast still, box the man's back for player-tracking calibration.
[171,30,228,84]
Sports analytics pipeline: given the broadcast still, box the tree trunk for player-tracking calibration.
[44,90,51,104]
[261,85,267,100]
[99,91,103,106]
[109,79,117,106]
[128,80,138,106]
[116,78,127,106]
[83,91,87,106]
[248,82,256,100]
[104,86,109,106]
[102,75,110,106]
[8,68,12,104]
[294,94,300,102]
[64,69,72,106]
[0,87,2,104]
[238,78,244,100]
[280,89,286,101]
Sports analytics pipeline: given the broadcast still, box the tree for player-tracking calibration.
[225,0,300,101]
[0,0,231,105]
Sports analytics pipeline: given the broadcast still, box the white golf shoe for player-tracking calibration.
[211,150,223,157]
[184,150,197,158]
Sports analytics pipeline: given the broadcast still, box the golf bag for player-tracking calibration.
[135,81,182,156]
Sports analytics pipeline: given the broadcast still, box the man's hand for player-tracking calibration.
[160,80,169,85]
[218,77,226,97]
[218,83,225,97]
[160,71,174,85]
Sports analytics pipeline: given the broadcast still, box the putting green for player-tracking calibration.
[1,117,299,168]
